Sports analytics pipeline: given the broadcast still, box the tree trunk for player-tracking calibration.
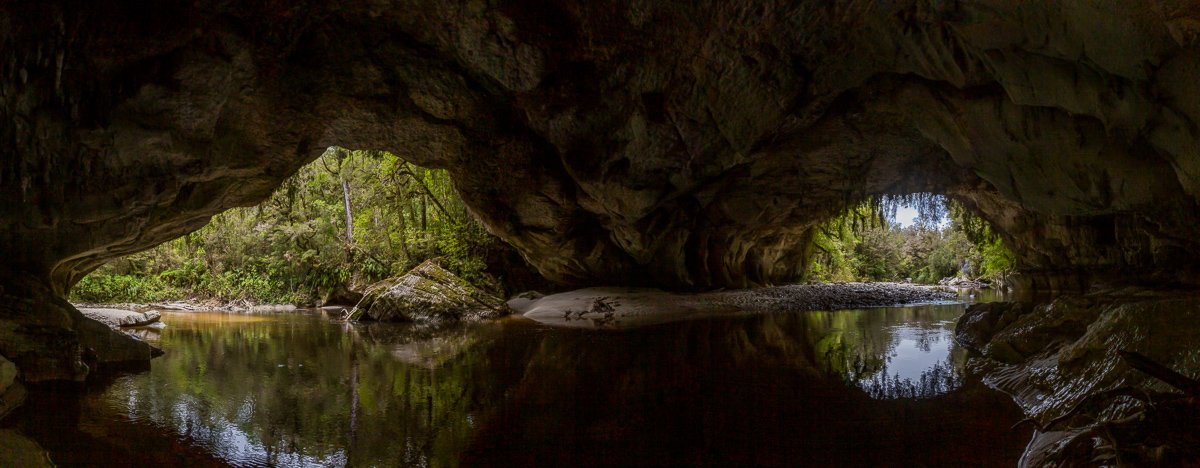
[342,177,354,243]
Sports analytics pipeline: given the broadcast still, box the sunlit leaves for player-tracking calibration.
[805,194,1016,284]
[72,146,502,304]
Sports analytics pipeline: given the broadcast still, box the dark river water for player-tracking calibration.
[10,292,1029,466]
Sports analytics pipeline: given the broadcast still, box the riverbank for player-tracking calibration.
[71,300,303,314]
[515,282,959,329]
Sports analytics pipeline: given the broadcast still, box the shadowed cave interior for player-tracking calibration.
[2,1,1200,465]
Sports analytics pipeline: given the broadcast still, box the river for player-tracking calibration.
[8,291,1030,466]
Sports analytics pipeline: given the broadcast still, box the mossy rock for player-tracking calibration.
[348,259,511,323]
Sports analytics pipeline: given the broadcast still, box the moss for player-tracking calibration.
[349,260,511,323]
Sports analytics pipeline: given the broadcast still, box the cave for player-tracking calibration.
[2,1,1199,464]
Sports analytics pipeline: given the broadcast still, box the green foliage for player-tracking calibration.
[72,273,182,303]
[72,148,501,304]
[979,236,1016,282]
[805,194,1017,284]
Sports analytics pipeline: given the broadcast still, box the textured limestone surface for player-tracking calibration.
[956,292,1200,465]
[3,1,1200,293]
[78,308,161,328]
[2,2,1200,381]
[349,259,511,323]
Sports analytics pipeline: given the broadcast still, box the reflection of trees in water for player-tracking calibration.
[808,304,966,398]
[90,304,999,466]
[101,314,526,467]
[856,360,962,399]
[460,309,1027,466]
[916,332,935,353]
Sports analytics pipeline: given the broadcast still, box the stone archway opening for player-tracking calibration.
[803,192,1016,288]
[65,146,545,309]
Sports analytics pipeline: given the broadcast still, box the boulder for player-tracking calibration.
[958,291,1200,465]
[78,308,161,328]
[76,317,165,366]
[954,302,1031,356]
[348,260,511,323]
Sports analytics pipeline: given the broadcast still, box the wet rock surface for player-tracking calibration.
[0,274,89,383]
[0,275,163,383]
[349,260,511,324]
[956,291,1200,466]
[76,316,163,365]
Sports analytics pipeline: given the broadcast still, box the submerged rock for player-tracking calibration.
[954,302,1032,360]
[348,260,511,324]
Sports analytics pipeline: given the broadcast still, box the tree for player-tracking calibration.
[803,194,1015,285]
[72,147,503,304]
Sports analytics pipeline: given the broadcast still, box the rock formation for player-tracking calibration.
[2,1,1199,382]
[956,292,1200,464]
[78,308,161,328]
[348,259,510,323]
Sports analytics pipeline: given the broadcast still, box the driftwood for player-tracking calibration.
[1118,350,1200,397]
[153,301,201,311]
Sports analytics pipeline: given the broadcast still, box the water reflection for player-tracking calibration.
[808,304,967,399]
[20,302,1026,466]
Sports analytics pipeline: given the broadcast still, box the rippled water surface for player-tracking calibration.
[14,292,1029,466]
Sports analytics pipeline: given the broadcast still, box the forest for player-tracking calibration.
[70,150,1016,305]
[805,194,1015,285]
[71,148,500,305]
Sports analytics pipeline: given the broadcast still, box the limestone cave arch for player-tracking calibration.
[3,1,1200,382]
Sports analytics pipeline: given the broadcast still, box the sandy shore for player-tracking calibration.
[514,282,957,329]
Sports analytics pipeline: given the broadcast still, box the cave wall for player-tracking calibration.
[2,1,1199,379]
